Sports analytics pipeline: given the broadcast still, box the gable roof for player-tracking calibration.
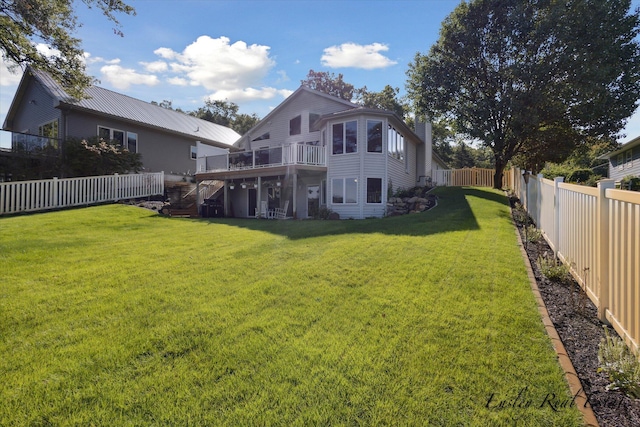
[236,85,358,145]
[598,135,640,159]
[4,68,240,147]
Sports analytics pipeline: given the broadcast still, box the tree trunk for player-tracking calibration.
[493,161,505,189]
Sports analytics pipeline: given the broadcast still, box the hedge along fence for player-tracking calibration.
[0,172,164,215]
[508,167,640,356]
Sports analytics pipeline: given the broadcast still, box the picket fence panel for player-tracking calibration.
[0,172,164,215]
[508,167,640,355]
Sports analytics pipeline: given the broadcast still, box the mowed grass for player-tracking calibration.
[0,187,583,426]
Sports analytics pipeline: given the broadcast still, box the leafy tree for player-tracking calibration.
[189,99,259,135]
[232,113,260,135]
[356,85,408,119]
[407,0,640,188]
[63,136,142,177]
[301,69,355,101]
[190,99,239,127]
[150,99,184,113]
[1,0,135,99]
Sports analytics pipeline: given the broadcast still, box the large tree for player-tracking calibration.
[188,99,259,135]
[1,0,135,99]
[356,84,408,120]
[406,0,640,188]
[301,69,355,101]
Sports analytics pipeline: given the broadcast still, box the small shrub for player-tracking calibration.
[598,327,640,398]
[620,175,640,191]
[537,254,570,283]
[524,225,542,243]
[566,168,594,184]
[313,206,335,220]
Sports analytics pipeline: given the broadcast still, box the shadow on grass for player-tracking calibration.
[153,187,510,240]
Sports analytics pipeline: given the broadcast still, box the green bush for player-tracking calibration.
[620,175,640,191]
[598,327,640,398]
[566,168,594,184]
[537,254,570,283]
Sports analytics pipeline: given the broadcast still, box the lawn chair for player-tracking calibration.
[255,200,269,219]
[273,200,290,219]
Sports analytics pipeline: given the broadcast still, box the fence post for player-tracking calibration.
[597,179,615,321]
[553,177,563,257]
[53,177,59,208]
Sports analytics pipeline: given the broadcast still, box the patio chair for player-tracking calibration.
[273,200,290,219]
[255,200,269,219]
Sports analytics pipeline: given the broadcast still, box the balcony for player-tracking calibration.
[199,143,326,174]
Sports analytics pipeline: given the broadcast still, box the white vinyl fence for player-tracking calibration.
[509,167,640,355]
[0,172,164,216]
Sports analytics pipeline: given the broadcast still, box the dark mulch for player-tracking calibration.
[509,194,640,427]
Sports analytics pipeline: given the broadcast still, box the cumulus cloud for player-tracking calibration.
[84,53,120,65]
[100,65,160,90]
[154,36,276,94]
[321,42,397,69]
[0,56,23,86]
[208,87,293,103]
[141,61,168,73]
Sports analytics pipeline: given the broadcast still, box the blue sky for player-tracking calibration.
[2,0,640,148]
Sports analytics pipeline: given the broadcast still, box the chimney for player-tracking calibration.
[415,117,433,185]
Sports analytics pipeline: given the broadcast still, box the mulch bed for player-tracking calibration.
[509,194,640,427]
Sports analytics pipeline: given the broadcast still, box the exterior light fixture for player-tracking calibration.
[229,182,235,190]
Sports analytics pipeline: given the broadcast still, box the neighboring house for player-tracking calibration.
[195,86,448,219]
[598,136,640,182]
[3,68,240,179]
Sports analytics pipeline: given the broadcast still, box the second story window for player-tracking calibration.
[290,115,301,135]
[332,121,357,155]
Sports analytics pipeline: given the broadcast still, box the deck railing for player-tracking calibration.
[0,172,164,215]
[201,143,325,173]
[509,167,640,356]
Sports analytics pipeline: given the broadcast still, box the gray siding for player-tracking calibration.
[609,146,640,181]
[245,90,352,151]
[9,79,62,137]
[65,110,200,175]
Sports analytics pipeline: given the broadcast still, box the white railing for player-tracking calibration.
[201,143,326,173]
[0,172,164,215]
[509,167,640,355]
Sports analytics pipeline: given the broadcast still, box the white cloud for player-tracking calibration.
[100,65,160,90]
[321,42,397,69]
[154,36,276,93]
[35,43,61,59]
[85,53,120,65]
[141,61,168,73]
[0,56,23,86]
[208,87,293,103]
[167,76,189,86]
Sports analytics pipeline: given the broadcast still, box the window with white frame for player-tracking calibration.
[366,178,382,203]
[190,145,197,160]
[617,154,624,171]
[98,126,125,146]
[367,120,383,153]
[626,149,633,168]
[290,115,301,135]
[126,132,138,153]
[332,178,358,204]
[332,121,357,155]
[387,125,405,161]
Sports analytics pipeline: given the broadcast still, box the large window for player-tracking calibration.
[98,126,124,145]
[366,178,382,203]
[332,178,358,204]
[190,145,197,160]
[387,125,405,161]
[127,132,138,153]
[332,121,357,155]
[367,120,383,153]
[290,115,301,135]
[38,119,59,148]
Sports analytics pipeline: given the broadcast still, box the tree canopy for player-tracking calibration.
[187,99,259,135]
[301,69,355,101]
[1,0,135,99]
[406,0,640,188]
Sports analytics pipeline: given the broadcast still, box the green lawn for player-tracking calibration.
[0,187,583,426]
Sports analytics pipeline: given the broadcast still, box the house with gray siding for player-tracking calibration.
[196,86,447,219]
[3,68,240,179]
[598,136,640,182]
